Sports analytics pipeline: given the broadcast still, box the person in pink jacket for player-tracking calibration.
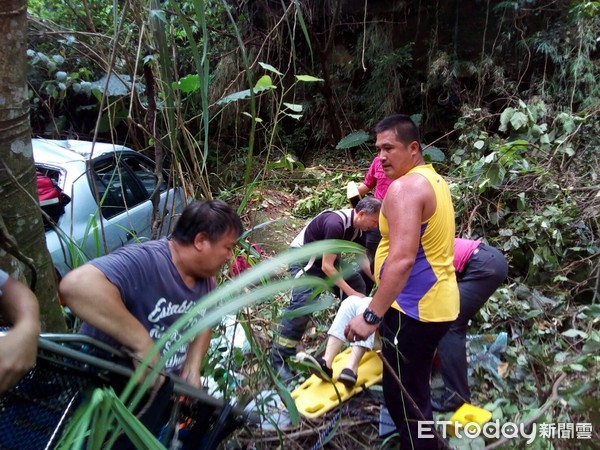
[355,156,394,294]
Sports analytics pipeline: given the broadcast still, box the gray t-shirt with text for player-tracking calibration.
[80,238,215,374]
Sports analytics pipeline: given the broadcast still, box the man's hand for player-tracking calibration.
[130,338,165,390]
[179,330,211,389]
[180,366,202,389]
[0,277,40,395]
[345,314,378,342]
[0,324,38,394]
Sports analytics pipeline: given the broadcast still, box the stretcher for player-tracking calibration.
[0,333,256,450]
[292,348,383,419]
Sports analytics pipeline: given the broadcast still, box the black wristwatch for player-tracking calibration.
[363,308,382,325]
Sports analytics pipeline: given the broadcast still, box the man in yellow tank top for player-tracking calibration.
[344,114,459,450]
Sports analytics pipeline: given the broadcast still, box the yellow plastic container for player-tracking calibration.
[447,403,493,436]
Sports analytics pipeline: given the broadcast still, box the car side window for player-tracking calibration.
[122,156,167,198]
[92,156,148,219]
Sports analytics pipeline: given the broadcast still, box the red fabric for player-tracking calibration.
[231,244,263,276]
[36,172,62,204]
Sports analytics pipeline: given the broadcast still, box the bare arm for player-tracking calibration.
[180,328,212,388]
[345,175,431,340]
[360,256,375,282]
[357,183,372,196]
[0,278,41,394]
[60,264,155,363]
[321,253,366,298]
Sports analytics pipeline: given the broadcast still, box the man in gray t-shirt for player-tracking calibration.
[60,200,243,387]
[81,239,215,374]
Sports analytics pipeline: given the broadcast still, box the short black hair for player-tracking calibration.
[171,199,243,244]
[374,114,421,150]
[355,196,382,215]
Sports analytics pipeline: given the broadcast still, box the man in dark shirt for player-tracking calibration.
[60,200,243,388]
[271,196,381,381]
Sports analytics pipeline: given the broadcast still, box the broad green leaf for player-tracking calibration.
[218,77,276,105]
[295,74,324,82]
[258,62,283,76]
[266,155,304,171]
[423,146,445,162]
[510,111,528,130]
[560,382,594,396]
[499,107,515,132]
[483,152,497,163]
[254,74,275,90]
[172,74,200,93]
[562,328,588,339]
[502,140,529,153]
[335,130,371,149]
[218,89,252,104]
[474,140,485,150]
[283,102,303,112]
[582,339,600,354]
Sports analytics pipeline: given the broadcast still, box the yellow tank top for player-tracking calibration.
[374,164,459,322]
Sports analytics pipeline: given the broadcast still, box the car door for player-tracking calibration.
[88,152,183,255]
[88,153,154,254]
[119,154,185,237]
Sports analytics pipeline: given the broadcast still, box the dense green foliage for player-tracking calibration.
[23,0,599,448]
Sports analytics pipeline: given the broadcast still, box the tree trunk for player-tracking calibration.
[0,0,66,332]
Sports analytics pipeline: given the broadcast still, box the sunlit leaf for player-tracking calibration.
[173,74,200,93]
[561,329,588,339]
[258,62,283,76]
[283,112,303,120]
[295,74,324,82]
[242,111,263,122]
[254,74,275,90]
[218,77,275,104]
[510,111,528,130]
[283,102,303,112]
[499,107,515,132]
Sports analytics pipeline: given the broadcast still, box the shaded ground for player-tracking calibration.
[233,394,397,450]
[241,188,305,255]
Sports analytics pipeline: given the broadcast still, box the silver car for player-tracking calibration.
[33,138,186,277]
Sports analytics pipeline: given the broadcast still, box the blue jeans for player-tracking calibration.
[436,243,509,406]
